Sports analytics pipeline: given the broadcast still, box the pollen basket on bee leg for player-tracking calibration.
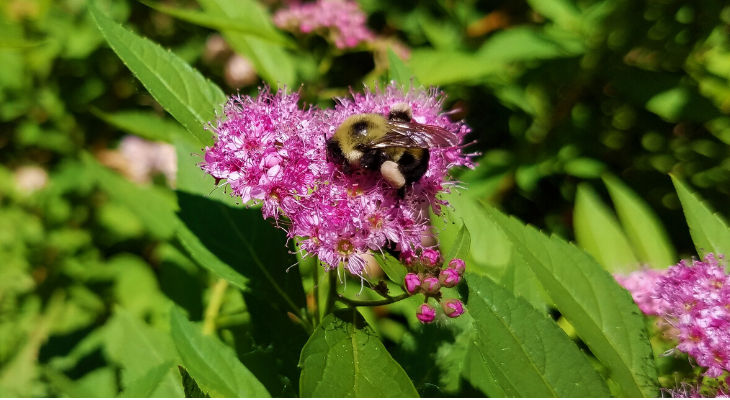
[381,160,406,189]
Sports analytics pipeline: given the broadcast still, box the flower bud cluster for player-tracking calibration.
[402,250,467,323]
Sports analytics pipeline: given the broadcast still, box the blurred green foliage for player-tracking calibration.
[2,0,730,396]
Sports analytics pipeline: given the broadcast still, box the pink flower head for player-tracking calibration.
[420,248,441,268]
[416,303,436,324]
[656,254,730,378]
[404,273,421,295]
[442,299,465,318]
[200,84,473,278]
[273,0,375,49]
[448,258,466,275]
[439,268,461,288]
[613,268,668,316]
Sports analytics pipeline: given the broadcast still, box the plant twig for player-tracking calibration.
[202,278,228,335]
[336,292,411,307]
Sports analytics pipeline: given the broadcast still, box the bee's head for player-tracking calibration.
[326,137,345,166]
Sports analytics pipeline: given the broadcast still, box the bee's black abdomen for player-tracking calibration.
[398,149,430,185]
[360,148,388,171]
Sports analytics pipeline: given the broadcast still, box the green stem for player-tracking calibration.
[336,292,411,307]
[203,279,228,335]
[312,259,320,327]
[324,269,338,316]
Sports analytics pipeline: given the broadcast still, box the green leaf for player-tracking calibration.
[176,192,307,319]
[83,153,178,239]
[299,309,418,397]
[178,367,210,398]
[104,309,183,398]
[88,1,225,146]
[574,183,639,273]
[197,0,295,86]
[526,0,581,30]
[467,273,610,397]
[374,253,408,287]
[118,361,176,398]
[90,108,187,143]
[443,222,470,265]
[141,1,294,47]
[671,175,730,259]
[170,308,270,398]
[388,48,419,88]
[483,205,659,397]
[603,175,676,269]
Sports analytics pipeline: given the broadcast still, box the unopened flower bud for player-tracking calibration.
[400,249,416,267]
[404,273,421,295]
[442,299,465,318]
[420,277,441,295]
[439,268,461,288]
[421,249,441,268]
[448,258,466,275]
[416,303,436,324]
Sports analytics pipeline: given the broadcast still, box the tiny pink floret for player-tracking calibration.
[448,258,466,275]
[439,268,461,288]
[420,277,441,295]
[404,273,421,295]
[416,304,436,324]
[442,299,465,318]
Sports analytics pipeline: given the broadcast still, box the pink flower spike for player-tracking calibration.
[416,304,436,324]
[404,273,421,295]
[655,253,730,377]
[613,268,668,316]
[421,249,442,268]
[448,258,466,275]
[439,268,461,288]
[420,277,441,295]
[442,299,465,318]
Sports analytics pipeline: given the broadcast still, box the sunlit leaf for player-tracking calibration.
[170,308,270,398]
[104,309,183,397]
[118,361,176,398]
[574,183,639,273]
[197,0,295,86]
[141,1,294,47]
[467,273,610,397]
[483,205,659,397]
[603,175,676,269]
[672,175,730,259]
[299,309,418,397]
[88,1,225,146]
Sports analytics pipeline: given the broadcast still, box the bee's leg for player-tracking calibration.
[396,186,406,199]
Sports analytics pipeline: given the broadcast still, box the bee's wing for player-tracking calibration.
[370,121,459,149]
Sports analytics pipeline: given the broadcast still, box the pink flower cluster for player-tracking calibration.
[665,381,730,398]
[656,254,730,378]
[614,268,669,316]
[405,252,466,323]
[273,0,375,49]
[200,84,472,277]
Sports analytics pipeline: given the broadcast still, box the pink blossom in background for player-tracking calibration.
[613,268,669,316]
[656,254,730,378]
[13,165,48,194]
[119,136,177,186]
[200,84,473,277]
[273,0,375,49]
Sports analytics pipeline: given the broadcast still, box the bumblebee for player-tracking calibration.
[326,103,458,194]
